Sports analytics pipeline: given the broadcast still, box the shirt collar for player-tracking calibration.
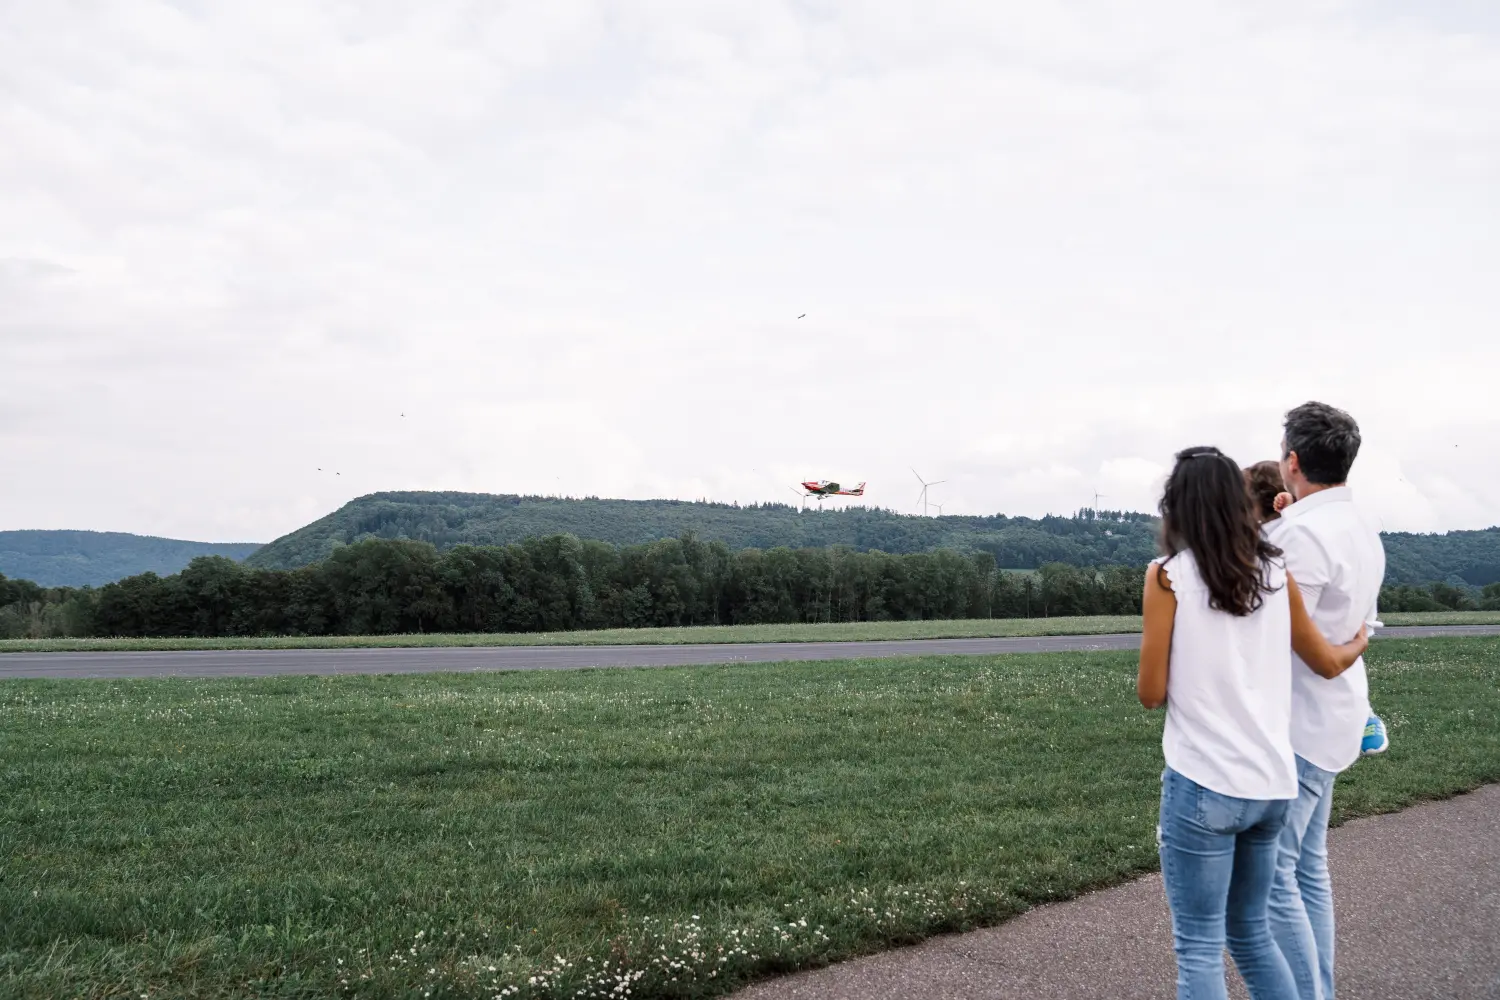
[1282,485,1353,519]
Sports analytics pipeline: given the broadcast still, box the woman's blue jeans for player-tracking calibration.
[1159,767,1299,999]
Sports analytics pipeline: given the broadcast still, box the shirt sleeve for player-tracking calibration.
[1278,522,1331,609]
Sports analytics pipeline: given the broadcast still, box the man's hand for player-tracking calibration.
[1273,491,1295,513]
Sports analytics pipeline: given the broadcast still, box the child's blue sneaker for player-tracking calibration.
[1361,714,1389,756]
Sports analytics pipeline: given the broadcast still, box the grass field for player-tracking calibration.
[2,610,1495,654]
[2,638,1497,999]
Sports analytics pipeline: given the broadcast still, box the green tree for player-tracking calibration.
[322,540,451,634]
[1427,583,1476,611]
[1482,583,1500,611]
[177,557,245,636]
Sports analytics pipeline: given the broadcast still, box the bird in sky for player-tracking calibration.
[797,313,806,319]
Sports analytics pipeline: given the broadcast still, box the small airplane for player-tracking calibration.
[798,480,866,498]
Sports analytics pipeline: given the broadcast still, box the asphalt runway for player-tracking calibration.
[1,625,1494,680]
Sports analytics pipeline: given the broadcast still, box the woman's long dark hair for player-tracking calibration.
[1159,446,1283,616]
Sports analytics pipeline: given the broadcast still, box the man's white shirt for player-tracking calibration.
[1264,486,1386,773]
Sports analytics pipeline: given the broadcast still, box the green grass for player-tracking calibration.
[2,639,1497,999]
[3,610,1496,653]
[1380,610,1500,626]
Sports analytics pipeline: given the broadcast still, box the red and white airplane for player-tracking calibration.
[798,480,866,498]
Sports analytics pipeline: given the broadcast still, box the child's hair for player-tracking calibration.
[1243,460,1285,523]
[1159,446,1283,616]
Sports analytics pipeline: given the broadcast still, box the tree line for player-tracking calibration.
[3,534,1496,640]
[1,535,1144,639]
[1378,581,1500,613]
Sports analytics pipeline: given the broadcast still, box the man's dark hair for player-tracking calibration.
[1283,401,1361,485]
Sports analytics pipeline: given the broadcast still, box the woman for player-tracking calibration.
[1137,446,1367,1000]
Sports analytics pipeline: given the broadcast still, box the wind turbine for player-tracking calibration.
[787,486,808,511]
[931,501,946,517]
[912,469,947,517]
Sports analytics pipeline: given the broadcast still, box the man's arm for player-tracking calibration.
[1278,523,1331,618]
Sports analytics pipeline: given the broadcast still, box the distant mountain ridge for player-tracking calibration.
[243,491,1500,588]
[0,531,262,588]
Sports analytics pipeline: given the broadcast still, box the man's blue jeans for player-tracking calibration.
[1268,755,1338,1000]
[1158,767,1298,999]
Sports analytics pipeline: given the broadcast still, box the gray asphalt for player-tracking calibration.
[0,625,1494,680]
[736,783,1500,1000]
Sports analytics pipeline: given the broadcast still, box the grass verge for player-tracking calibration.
[1,638,1497,999]
[3,610,1496,654]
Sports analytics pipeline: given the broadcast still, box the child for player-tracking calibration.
[1140,446,1369,999]
[1247,461,1389,756]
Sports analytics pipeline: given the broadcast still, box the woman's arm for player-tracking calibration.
[1138,562,1176,709]
[1288,570,1369,679]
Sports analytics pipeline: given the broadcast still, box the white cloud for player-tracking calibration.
[2,1,1497,541]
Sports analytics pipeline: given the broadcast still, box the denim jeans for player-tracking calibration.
[1268,755,1338,1000]
[1159,767,1298,1000]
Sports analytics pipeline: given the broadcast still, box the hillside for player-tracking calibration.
[245,491,1500,586]
[0,531,263,588]
[1383,527,1500,587]
[245,492,1161,571]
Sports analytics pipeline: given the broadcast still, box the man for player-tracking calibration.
[1264,401,1386,1000]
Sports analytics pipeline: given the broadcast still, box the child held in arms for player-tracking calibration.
[1244,460,1389,756]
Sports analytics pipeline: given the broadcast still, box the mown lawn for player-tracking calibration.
[2,610,1495,653]
[1,639,1497,999]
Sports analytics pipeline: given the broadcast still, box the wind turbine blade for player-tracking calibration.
[930,480,947,487]
[911,469,925,485]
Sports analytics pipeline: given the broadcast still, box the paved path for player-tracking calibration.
[0,625,1494,680]
[736,784,1500,1000]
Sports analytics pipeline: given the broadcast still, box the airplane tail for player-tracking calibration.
[848,482,866,495]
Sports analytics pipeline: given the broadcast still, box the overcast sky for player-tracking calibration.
[3,1,1497,543]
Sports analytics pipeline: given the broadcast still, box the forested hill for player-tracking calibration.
[245,491,1161,571]
[245,491,1500,586]
[1383,527,1500,587]
[0,531,263,588]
